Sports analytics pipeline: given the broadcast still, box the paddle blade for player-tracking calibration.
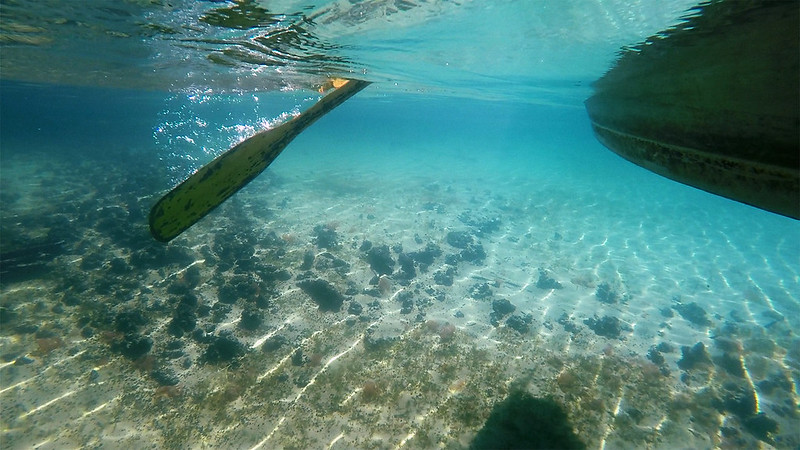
[149,79,370,242]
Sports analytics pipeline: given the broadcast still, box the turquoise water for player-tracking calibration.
[2,1,799,449]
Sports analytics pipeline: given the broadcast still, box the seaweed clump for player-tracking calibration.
[470,391,585,449]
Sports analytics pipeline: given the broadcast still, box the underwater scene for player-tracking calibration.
[1,1,798,449]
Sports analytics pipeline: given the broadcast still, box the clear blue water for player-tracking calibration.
[1,1,798,449]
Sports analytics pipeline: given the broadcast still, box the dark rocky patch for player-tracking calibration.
[167,299,197,338]
[113,334,153,359]
[359,240,372,251]
[108,257,130,275]
[655,342,675,353]
[129,243,195,269]
[347,301,363,315]
[757,372,792,395]
[743,413,779,444]
[239,307,263,331]
[458,212,502,236]
[646,346,665,365]
[557,313,581,334]
[660,307,674,318]
[433,266,456,286]
[314,252,350,273]
[506,313,532,334]
[396,253,416,280]
[446,231,473,249]
[312,224,338,249]
[291,349,305,366]
[300,250,315,270]
[407,243,442,267]
[583,315,629,339]
[470,391,584,450]
[535,269,563,290]
[211,303,232,323]
[492,298,516,316]
[260,264,292,283]
[460,243,486,264]
[720,384,757,418]
[151,367,179,386]
[203,335,246,364]
[79,251,106,271]
[261,335,288,352]
[297,278,345,312]
[366,244,394,276]
[397,291,414,314]
[217,275,259,304]
[444,253,460,265]
[115,310,148,335]
[714,352,745,377]
[469,282,493,300]
[364,334,398,353]
[595,282,618,304]
[677,342,712,370]
[674,301,711,327]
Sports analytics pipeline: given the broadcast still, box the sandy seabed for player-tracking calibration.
[1,141,798,449]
